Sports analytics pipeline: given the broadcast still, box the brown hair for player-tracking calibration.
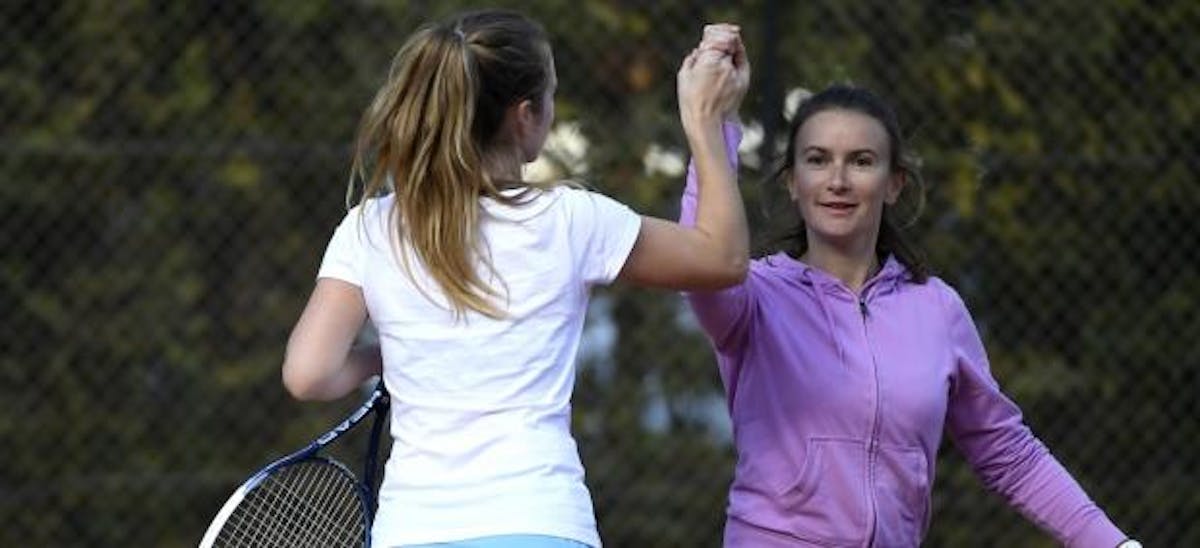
[349,10,554,318]
[770,84,929,282]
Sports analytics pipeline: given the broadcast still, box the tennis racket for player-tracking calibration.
[200,380,390,548]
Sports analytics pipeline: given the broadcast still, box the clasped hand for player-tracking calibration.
[677,23,750,124]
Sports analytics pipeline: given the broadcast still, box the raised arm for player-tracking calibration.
[617,25,750,291]
[675,27,756,354]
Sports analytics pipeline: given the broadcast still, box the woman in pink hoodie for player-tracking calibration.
[679,81,1137,547]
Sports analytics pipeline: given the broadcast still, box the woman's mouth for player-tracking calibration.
[820,202,857,215]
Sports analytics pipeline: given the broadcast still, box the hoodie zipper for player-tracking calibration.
[860,293,883,547]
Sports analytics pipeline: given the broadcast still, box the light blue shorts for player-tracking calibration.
[402,535,592,548]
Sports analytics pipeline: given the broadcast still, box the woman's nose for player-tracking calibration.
[827,163,850,191]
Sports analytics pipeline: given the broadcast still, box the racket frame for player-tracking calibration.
[200,381,390,548]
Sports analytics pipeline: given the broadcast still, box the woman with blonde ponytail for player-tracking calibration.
[282,9,750,547]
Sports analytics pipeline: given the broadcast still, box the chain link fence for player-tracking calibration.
[3,1,1196,546]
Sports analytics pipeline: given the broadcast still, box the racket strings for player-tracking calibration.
[245,462,362,546]
[260,464,361,545]
[215,460,367,547]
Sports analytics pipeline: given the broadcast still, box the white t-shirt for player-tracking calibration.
[317,186,641,547]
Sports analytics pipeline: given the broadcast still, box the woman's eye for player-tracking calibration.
[853,156,875,167]
[805,155,826,165]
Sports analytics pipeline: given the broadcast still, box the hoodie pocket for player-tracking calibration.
[780,437,869,546]
[873,444,931,546]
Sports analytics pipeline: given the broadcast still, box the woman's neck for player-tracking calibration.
[484,150,523,185]
[801,243,880,293]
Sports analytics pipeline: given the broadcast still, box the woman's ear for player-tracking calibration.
[884,170,906,205]
[784,169,800,202]
[510,98,541,160]
[514,99,537,137]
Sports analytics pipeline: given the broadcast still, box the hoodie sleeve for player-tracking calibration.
[680,122,753,352]
[943,287,1125,548]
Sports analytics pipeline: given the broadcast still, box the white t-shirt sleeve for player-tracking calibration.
[316,208,367,286]
[563,188,642,285]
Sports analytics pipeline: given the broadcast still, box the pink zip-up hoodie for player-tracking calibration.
[680,123,1126,547]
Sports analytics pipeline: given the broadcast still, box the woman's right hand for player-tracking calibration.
[699,24,750,120]
[617,23,749,292]
[677,25,745,132]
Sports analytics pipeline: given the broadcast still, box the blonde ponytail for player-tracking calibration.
[349,10,553,319]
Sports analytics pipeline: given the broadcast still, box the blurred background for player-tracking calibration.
[3,0,1197,546]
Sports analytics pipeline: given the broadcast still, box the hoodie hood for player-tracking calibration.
[777,252,910,297]
[761,253,910,371]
